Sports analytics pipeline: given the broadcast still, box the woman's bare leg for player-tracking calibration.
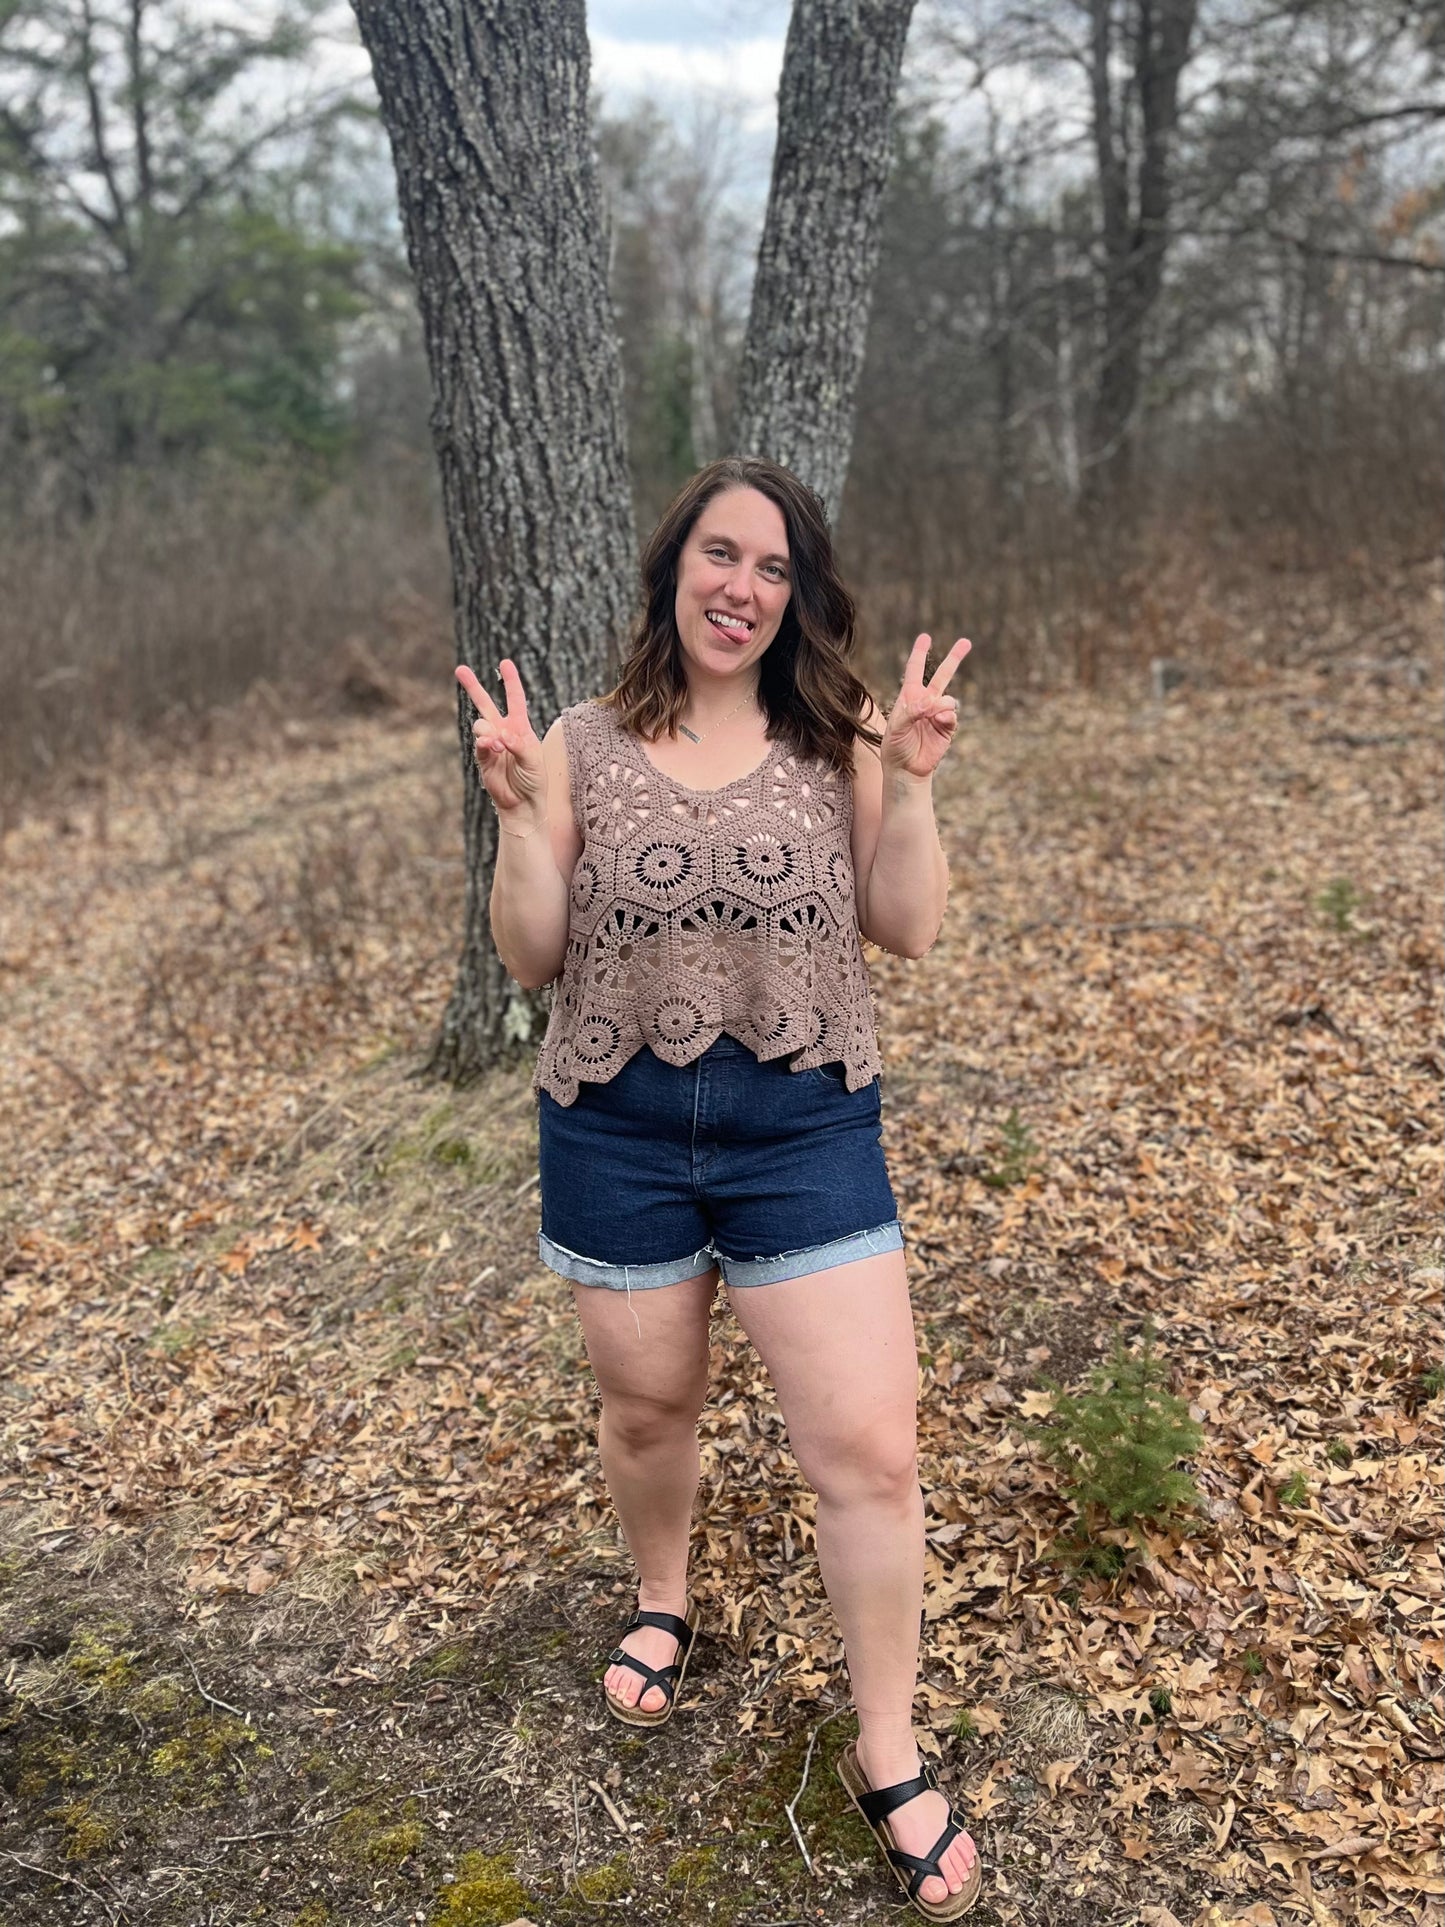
[725,1248,978,1904]
[572,1269,718,1712]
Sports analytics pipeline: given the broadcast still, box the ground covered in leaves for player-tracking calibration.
[1,566,1441,1926]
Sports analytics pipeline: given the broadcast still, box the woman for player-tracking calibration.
[456,456,980,1920]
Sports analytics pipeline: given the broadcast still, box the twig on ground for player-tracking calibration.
[0,1849,120,1924]
[586,1776,631,1836]
[568,1771,581,1893]
[212,1807,354,1846]
[179,1645,250,1721]
[784,1703,850,1875]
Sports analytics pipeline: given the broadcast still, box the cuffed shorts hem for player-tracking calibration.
[537,1218,904,1293]
[537,1231,717,1292]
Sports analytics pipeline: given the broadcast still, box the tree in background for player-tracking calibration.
[350,0,637,1082]
[0,0,370,510]
[734,0,919,527]
[896,0,1442,553]
[595,92,754,530]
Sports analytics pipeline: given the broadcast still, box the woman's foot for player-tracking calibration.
[603,1589,689,1714]
[854,1735,978,1907]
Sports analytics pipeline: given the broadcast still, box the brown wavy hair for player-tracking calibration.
[599,456,885,777]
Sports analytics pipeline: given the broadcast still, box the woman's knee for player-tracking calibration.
[798,1424,920,1505]
[599,1381,707,1450]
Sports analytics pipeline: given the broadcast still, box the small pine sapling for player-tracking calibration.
[1019,1320,1204,1559]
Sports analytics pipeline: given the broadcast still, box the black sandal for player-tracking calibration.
[602,1599,700,1729]
[836,1738,983,1920]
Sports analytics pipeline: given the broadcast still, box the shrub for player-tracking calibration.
[982,1107,1039,1188]
[1018,1321,1204,1555]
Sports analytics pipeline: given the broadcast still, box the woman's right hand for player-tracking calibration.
[455,660,547,819]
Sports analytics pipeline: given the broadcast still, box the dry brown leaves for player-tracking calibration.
[1,577,1441,1924]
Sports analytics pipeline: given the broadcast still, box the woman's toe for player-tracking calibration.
[948,1835,976,1886]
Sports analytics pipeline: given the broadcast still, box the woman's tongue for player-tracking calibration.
[706,610,751,645]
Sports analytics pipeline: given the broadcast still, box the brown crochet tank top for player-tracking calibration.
[531,698,883,1107]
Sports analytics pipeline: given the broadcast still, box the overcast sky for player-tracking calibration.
[589,0,790,128]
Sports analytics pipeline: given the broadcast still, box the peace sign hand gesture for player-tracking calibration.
[879,633,972,781]
[455,660,547,820]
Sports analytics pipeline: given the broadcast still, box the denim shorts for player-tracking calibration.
[536,1031,903,1296]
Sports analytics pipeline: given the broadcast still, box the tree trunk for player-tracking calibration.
[350,0,637,1084]
[1086,0,1198,516]
[732,0,917,525]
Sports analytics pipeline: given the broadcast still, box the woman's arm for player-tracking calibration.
[851,694,949,959]
[863,776,949,960]
[488,718,578,988]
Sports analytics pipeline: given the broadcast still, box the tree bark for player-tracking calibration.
[350,0,637,1083]
[732,0,917,525]
[1086,0,1199,515]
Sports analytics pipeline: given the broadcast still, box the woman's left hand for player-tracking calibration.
[879,633,972,780]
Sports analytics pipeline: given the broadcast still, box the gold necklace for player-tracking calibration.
[677,687,760,745]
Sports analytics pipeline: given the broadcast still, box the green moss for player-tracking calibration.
[366,1819,424,1866]
[128,1676,187,1718]
[47,1797,119,1860]
[148,1714,258,1780]
[65,1626,140,1693]
[416,1641,471,1681]
[149,1320,214,1357]
[18,1735,86,1788]
[133,1247,185,1278]
[664,1845,721,1890]
[573,1853,632,1900]
[331,1798,425,1869]
[736,1713,870,1871]
[430,1849,532,1926]
[293,1902,331,1927]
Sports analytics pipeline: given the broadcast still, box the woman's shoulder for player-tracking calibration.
[552,696,613,735]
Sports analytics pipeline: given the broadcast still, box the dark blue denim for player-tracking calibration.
[536,1031,902,1295]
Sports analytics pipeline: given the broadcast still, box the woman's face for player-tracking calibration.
[673,486,792,688]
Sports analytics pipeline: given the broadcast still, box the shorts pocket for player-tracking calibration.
[801,1060,849,1087]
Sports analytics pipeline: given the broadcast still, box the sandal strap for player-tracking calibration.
[622,1607,693,1648]
[886,1817,968,1899]
[606,1650,682,1698]
[855,1756,940,1825]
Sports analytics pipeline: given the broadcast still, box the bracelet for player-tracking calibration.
[489,797,540,840]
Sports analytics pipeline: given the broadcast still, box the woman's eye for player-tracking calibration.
[705,546,787,580]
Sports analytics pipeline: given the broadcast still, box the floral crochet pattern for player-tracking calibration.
[532,700,884,1105]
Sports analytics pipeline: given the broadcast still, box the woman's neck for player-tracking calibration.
[678,676,763,732]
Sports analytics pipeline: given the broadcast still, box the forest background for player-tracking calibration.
[1,0,1440,814]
